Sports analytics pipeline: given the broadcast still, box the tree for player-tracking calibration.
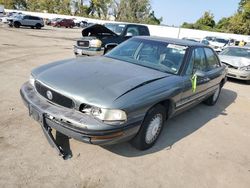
[115,0,161,25]
[196,11,215,28]
[0,0,26,9]
[238,0,249,12]
[40,0,57,13]
[89,0,111,19]
[215,17,231,31]
[26,0,41,12]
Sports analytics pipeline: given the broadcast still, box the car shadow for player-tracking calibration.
[227,77,249,85]
[103,88,237,157]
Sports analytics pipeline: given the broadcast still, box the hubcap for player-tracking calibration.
[213,87,220,102]
[145,114,163,144]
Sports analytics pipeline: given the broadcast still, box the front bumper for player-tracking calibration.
[227,68,250,81]
[73,45,104,56]
[20,82,141,146]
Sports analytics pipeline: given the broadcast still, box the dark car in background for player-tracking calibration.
[20,37,227,157]
[51,18,74,28]
[74,23,150,56]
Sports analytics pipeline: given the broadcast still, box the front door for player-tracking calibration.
[177,47,210,110]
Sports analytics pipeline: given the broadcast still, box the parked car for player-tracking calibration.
[20,37,227,158]
[182,37,200,43]
[203,36,229,53]
[0,12,22,23]
[51,18,74,28]
[75,20,88,28]
[46,18,62,26]
[74,23,150,56]
[219,46,250,84]
[9,14,44,29]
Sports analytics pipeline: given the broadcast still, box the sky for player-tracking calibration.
[151,0,240,26]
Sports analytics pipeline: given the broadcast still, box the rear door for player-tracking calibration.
[21,15,30,25]
[203,47,223,91]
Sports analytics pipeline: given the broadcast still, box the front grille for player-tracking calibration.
[35,81,74,108]
[77,40,89,47]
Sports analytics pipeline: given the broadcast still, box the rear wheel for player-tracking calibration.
[204,85,221,106]
[13,22,20,28]
[131,105,166,150]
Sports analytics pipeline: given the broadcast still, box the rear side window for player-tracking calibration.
[138,26,150,35]
[27,16,40,20]
[204,48,220,70]
[126,26,139,36]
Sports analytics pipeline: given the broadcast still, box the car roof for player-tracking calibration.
[134,36,206,47]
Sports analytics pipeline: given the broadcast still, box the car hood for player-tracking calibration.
[32,56,169,107]
[209,41,226,48]
[82,24,118,37]
[219,55,250,67]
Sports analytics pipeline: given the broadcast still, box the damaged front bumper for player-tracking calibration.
[73,45,104,56]
[20,82,141,147]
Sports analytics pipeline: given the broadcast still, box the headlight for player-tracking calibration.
[29,74,35,86]
[89,39,102,48]
[81,106,127,124]
[239,65,250,71]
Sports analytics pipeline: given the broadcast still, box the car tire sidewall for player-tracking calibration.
[205,85,221,106]
[131,105,166,150]
[14,22,20,28]
[35,24,41,29]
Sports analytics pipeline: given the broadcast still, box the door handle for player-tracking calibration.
[204,77,210,82]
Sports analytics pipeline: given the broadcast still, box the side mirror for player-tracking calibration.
[125,32,133,37]
[194,70,206,78]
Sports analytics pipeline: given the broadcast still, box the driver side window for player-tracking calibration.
[186,48,207,75]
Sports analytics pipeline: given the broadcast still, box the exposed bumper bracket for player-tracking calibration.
[41,117,72,160]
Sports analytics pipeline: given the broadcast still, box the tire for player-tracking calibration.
[13,22,20,28]
[204,85,221,106]
[246,80,250,85]
[131,104,166,150]
[31,26,34,29]
[35,23,41,29]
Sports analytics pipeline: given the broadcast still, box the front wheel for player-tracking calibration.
[13,22,20,28]
[204,85,221,106]
[131,105,166,150]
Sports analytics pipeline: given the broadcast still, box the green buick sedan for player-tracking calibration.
[20,36,227,158]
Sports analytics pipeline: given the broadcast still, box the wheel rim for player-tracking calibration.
[145,114,163,144]
[213,87,220,102]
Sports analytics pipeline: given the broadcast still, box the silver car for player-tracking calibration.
[9,14,44,29]
[219,46,250,84]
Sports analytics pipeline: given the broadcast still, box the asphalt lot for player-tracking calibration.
[0,24,250,188]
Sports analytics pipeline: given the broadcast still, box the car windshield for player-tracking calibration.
[104,24,126,35]
[105,38,187,74]
[220,47,250,58]
[215,38,229,44]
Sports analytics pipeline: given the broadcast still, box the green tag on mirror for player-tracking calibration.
[191,74,197,93]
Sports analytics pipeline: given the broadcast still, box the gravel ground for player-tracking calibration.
[0,24,250,188]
